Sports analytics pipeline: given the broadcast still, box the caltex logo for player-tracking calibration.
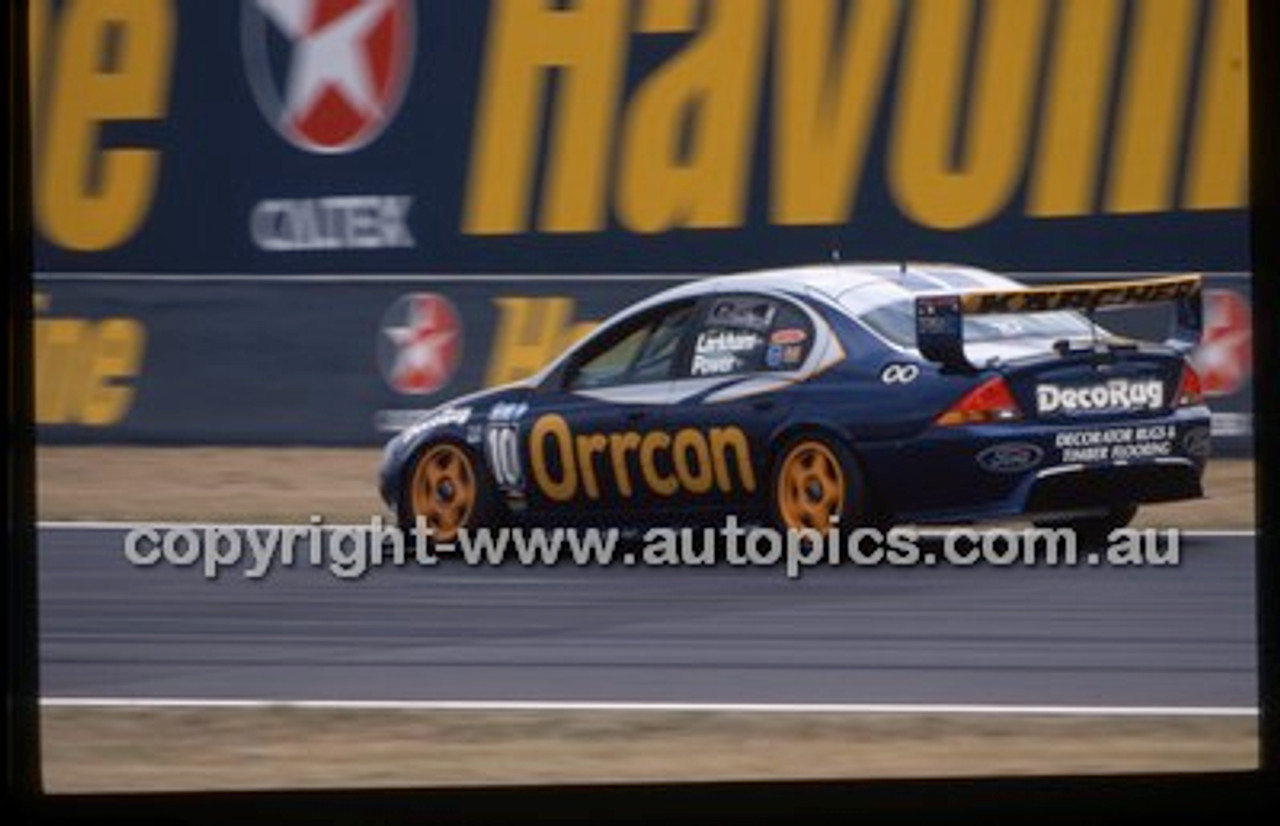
[1191,289,1252,396]
[379,293,462,395]
[242,0,416,153]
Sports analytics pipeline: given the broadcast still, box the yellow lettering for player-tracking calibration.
[772,0,900,225]
[890,0,1048,229]
[636,0,698,33]
[574,433,609,500]
[80,319,145,425]
[35,319,89,424]
[529,419,755,500]
[608,431,643,497]
[530,414,577,502]
[709,426,755,493]
[38,0,174,250]
[464,0,628,234]
[639,431,678,496]
[1183,0,1248,209]
[486,297,575,386]
[671,429,713,494]
[1105,0,1197,213]
[617,0,767,233]
[1027,0,1122,216]
[34,302,146,426]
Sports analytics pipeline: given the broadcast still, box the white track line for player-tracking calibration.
[38,698,1257,716]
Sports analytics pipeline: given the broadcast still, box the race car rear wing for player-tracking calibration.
[914,273,1203,371]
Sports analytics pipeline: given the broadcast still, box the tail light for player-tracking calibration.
[1175,362,1205,407]
[936,376,1022,426]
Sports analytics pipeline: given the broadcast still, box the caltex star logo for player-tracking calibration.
[378,293,462,395]
[1190,289,1252,396]
[242,0,416,153]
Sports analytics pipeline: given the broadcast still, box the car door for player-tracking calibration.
[660,292,819,522]
[516,299,699,526]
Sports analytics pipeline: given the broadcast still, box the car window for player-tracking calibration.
[631,303,696,382]
[565,301,696,390]
[856,299,1098,348]
[685,295,813,378]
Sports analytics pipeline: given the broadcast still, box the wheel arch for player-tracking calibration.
[767,420,893,526]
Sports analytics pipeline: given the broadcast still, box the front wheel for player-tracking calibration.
[769,435,867,535]
[1033,504,1138,547]
[398,441,495,545]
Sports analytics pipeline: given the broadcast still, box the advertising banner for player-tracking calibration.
[31,0,1248,274]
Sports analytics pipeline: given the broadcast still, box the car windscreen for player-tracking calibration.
[853,298,1098,348]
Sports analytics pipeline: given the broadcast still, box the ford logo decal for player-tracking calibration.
[1183,427,1212,458]
[976,442,1044,474]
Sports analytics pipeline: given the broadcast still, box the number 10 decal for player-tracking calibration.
[486,424,522,487]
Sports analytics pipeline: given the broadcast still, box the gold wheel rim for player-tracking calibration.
[409,444,476,542]
[776,441,845,532]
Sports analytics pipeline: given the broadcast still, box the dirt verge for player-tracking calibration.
[41,708,1256,792]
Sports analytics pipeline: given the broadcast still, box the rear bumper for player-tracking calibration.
[858,407,1211,523]
[1023,458,1202,514]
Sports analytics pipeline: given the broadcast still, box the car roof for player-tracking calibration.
[641,262,1023,314]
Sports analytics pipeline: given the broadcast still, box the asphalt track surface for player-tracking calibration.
[38,527,1256,708]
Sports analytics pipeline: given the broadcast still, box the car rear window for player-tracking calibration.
[855,299,1096,348]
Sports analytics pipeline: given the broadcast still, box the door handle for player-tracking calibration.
[625,409,647,423]
[751,398,776,412]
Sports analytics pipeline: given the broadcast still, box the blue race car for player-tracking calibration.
[379,264,1210,542]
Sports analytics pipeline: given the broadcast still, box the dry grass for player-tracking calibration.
[37,446,388,523]
[41,708,1257,793]
[36,447,1254,528]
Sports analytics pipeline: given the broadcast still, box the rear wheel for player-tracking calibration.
[1034,504,1137,547]
[770,435,867,535]
[399,442,495,545]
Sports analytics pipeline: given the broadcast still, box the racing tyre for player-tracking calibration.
[399,441,496,547]
[1034,504,1138,548]
[769,435,868,536]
